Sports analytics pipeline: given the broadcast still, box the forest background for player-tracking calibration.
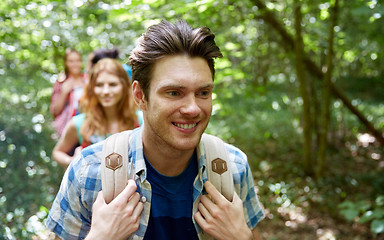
[1,0,383,239]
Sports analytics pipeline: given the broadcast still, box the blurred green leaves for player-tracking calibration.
[339,196,384,234]
[1,0,384,238]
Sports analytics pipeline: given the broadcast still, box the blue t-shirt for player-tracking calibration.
[143,152,199,240]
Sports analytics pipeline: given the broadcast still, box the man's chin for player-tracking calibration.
[171,135,202,151]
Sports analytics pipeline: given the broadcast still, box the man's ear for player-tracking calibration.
[132,80,147,110]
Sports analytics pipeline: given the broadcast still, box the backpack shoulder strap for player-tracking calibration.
[201,133,234,202]
[101,130,131,204]
[101,131,235,203]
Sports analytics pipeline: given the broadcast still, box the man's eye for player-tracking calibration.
[167,91,179,96]
[198,90,211,97]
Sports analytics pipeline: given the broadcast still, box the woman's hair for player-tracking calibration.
[79,58,137,143]
[91,48,119,65]
[64,48,81,78]
[129,19,223,100]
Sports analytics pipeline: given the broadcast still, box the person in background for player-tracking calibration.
[88,48,133,80]
[50,48,87,136]
[52,58,141,169]
[46,20,264,239]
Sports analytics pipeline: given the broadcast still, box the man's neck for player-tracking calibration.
[142,131,195,177]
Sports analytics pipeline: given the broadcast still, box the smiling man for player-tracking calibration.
[46,20,264,240]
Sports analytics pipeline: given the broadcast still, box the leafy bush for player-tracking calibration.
[339,196,384,235]
[0,83,63,239]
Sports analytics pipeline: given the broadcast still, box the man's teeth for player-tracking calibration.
[175,123,196,129]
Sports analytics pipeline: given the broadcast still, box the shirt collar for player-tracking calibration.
[196,139,208,183]
[129,127,147,183]
[131,127,209,184]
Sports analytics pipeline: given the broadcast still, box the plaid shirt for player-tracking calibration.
[46,127,264,239]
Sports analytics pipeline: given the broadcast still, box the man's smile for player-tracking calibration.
[172,122,198,130]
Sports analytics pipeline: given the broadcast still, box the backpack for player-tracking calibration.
[101,130,234,204]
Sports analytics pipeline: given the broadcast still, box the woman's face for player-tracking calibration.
[94,72,124,109]
[65,52,82,76]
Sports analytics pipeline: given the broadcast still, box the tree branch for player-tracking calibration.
[251,0,384,145]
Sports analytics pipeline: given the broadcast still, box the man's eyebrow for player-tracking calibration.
[159,83,214,90]
[199,83,214,89]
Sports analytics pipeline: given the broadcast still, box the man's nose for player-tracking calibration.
[180,95,200,116]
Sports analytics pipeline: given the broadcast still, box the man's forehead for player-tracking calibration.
[149,55,214,88]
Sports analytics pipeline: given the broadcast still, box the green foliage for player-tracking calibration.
[339,200,371,221]
[0,78,62,238]
[339,196,384,235]
[1,0,384,238]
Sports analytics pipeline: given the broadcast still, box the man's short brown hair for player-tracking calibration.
[129,19,223,100]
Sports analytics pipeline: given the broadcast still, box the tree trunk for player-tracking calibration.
[316,0,339,179]
[251,0,384,146]
[294,1,313,174]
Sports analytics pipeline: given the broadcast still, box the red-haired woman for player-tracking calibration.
[50,48,87,136]
[52,58,142,169]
